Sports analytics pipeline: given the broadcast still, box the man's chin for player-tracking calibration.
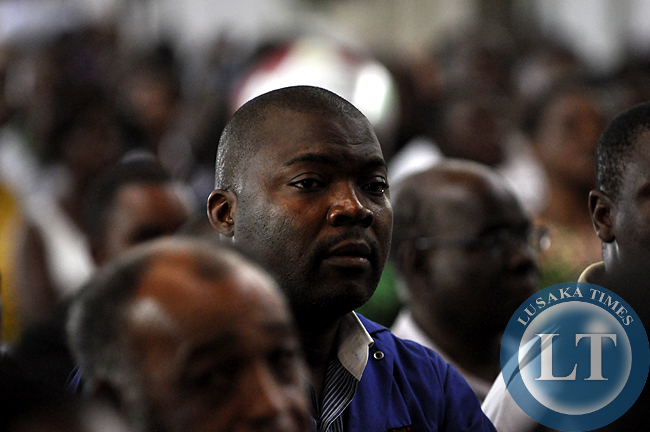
[292,293,374,326]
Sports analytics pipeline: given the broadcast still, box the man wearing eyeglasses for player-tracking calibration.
[391,159,541,402]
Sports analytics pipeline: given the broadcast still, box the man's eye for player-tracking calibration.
[363,181,388,196]
[290,178,323,190]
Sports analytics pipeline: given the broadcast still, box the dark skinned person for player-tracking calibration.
[207,85,496,432]
[391,160,540,403]
[67,237,311,432]
[483,101,650,432]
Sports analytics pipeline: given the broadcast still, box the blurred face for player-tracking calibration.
[62,109,124,182]
[230,110,392,323]
[125,72,177,130]
[100,183,192,263]
[418,176,539,333]
[536,92,605,189]
[444,98,505,167]
[125,252,311,432]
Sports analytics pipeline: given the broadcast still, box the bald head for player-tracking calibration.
[391,160,538,336]
[67,237,280,387]
[215,85,369,192]
[67,237,310,432]
[392,160,520,252]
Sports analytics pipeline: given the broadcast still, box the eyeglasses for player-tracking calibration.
[413,226,550,254]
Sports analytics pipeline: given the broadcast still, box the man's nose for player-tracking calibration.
[327,182,374,228]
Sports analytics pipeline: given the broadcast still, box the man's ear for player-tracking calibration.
[589,190,616,243]
[207,189,237,237]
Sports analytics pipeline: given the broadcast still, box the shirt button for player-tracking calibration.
[373,351,384,360]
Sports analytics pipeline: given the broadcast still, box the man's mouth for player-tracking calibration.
[323,240,372,269]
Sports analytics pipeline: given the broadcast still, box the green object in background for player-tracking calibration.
[356,260,404,328]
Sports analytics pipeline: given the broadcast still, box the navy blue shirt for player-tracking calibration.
[347,316,497,432]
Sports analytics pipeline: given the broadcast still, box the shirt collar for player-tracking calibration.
[391,310,493,401]
[578,261,605,284]
[392,310,445,357]
[335,312,374,381]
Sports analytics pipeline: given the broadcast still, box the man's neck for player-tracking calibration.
[296,315,344,402]
[601,261,650,325]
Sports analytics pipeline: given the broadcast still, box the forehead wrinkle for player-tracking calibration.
[425,180,517,232]
[283,153,337,168]
[283,153,386,171]
[427,187,477,226]
[264,108,375,143]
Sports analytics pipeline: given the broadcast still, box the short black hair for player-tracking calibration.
[596,102,650,201]
[83,154,171,250]
[214,85,367,191]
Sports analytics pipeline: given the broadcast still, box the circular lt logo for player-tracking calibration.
[501,283,649,431]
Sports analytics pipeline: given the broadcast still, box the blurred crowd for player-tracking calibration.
[1,13,649,431]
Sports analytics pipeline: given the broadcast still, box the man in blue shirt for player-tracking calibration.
[208,85,496,431]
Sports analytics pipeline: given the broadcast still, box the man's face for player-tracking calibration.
[445,98,505,167]
[231,110,392,322]
[125,252,310,432]
[611,137,650,270]
[101,183,192,263]
[420,177,539,332]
